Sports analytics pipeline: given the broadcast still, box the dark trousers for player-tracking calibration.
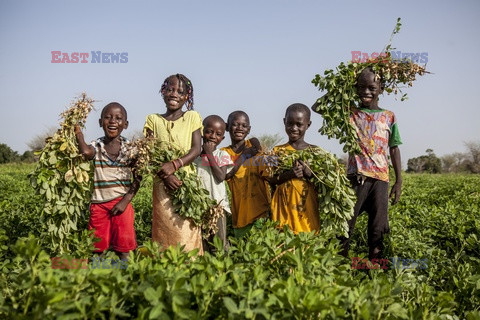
[340,176,390,258]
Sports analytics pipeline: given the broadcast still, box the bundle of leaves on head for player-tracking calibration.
[29,93,95,254]
[126,138,223,235]
[312,18,428,154]
[265,147,356,237]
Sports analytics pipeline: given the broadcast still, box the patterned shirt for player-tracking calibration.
[347,108,402,182]
[91,136,132,203]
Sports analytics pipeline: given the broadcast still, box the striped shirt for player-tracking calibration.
[91,137,132,203]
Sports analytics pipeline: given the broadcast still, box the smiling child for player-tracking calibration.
[268,103,321,233]
[74,102,140,259]
[194,115,233,252]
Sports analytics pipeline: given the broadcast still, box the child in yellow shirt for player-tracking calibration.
[221,111,271,238]
[269,104,320,233]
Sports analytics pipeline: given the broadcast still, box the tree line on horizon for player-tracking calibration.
[406,143,480,174]
[1,129,479,174]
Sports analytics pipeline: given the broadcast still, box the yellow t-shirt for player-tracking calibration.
[143,111,202,175]
[270,143,320,233]
[222,139,271,228]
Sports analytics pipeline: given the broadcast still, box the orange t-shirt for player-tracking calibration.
[222,139,271,228]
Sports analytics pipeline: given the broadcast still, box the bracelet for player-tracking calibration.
[177,158,184,168]
[171,160,178,171]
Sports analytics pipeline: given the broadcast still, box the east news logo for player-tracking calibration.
[51,51,128,63]
[350,51,428,64]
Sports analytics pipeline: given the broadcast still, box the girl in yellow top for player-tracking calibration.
[222,111,271,238]
[269,104,320,233]
[143,74,203,254]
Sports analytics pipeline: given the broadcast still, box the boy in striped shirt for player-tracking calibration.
[74,102,140,259]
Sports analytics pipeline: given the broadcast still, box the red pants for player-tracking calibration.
[89,197,137,252]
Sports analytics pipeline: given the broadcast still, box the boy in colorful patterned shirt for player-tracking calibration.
[313,66,402,260]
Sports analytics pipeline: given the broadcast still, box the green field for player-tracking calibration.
[0,163,479,319]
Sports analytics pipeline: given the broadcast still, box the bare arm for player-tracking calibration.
[389,146,402,205]
[225,154,245,180]
[311,99,323,115]
[74,125,95,160]
[203,141,227,183]
[158,129,202,179]
[110,173,142,215]
[225,144,259,180]
[180,128,202,166]
[225,137,262,180]
[208,156,228,183]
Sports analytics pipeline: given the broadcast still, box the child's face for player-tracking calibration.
[356,71,382,108]
[228,114,251,143]
[203,120,226,147]
[162,77,188,112]
[284,110,310,143]
[99,105,128,139]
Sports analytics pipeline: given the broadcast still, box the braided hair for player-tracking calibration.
[160,73,194,110]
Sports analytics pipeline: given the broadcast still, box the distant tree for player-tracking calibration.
[441,152,467,173]
[464,141,480,173]
[407,156,427,173]
[27,126,57,152]
[0,143,19,164]
[407,149,441,173]
[424,149,442,173]
[20,150,35,163]
[257,133,285,152]
[441,141,480,173]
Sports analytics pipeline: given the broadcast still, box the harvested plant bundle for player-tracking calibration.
[312,18,428,154]
[266,147,356,237]
[29,93,95,254]
[126,138,223,234]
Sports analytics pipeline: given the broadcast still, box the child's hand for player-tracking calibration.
[203,141,216,154]
[250,137,261,151]
[158,162,176,179]
[74,124,82,135]
[297,160,312,178]
[389,180,402,205]
[242,146,259,159]
[292,161,304,179]
[110,198,129,216]
[163,175,182,190]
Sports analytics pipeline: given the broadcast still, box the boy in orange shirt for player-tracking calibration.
[222,111,271,238]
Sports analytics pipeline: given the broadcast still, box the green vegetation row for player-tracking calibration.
[0,163,479,319]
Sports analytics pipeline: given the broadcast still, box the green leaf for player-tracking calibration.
[223,297,238,313]
[48,291,66,304]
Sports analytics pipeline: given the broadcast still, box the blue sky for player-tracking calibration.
[1,0,479,165]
